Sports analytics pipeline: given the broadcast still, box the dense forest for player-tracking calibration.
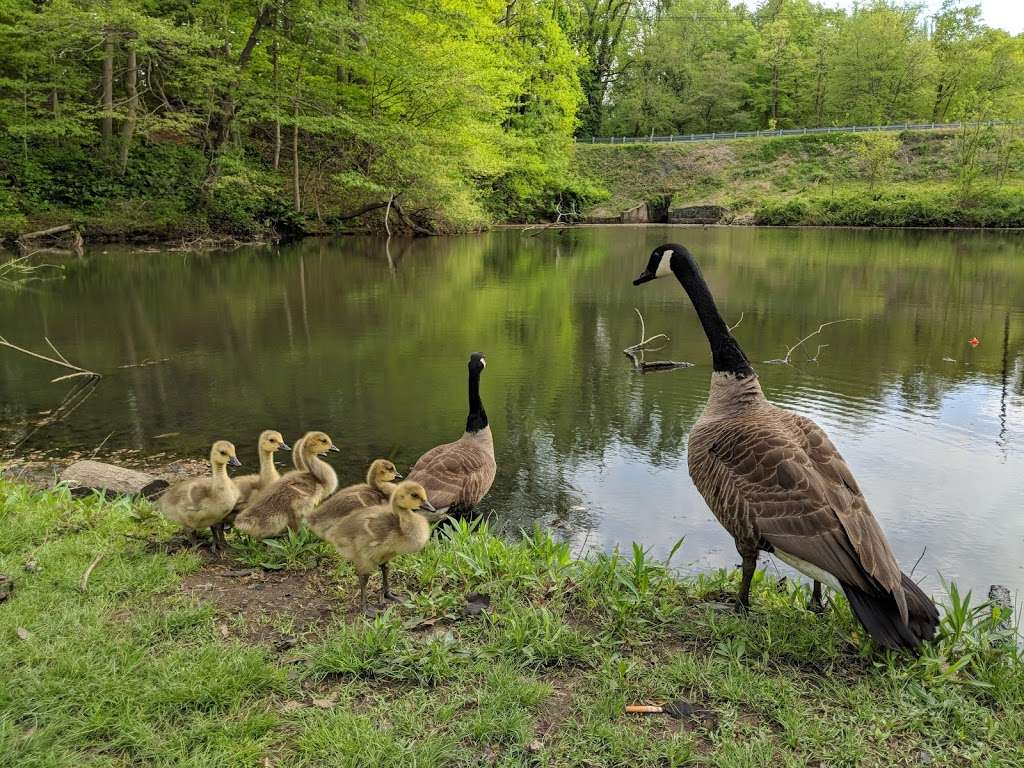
[0,0,1022,238]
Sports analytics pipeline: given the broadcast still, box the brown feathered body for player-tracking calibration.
[688,372,938,650]
[407,427,495,517]
[632,242,938,651]
[234,433,338,539]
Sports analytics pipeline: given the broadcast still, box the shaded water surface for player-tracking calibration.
[3,227,1023,594]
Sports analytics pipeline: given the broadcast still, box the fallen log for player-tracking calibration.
[16,224,84,256]
[18,224,74,241]
[59,460,168,500]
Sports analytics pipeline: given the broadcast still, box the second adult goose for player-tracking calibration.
[233,431,339,539]
[407,352,496,518]
[633,243,939,651]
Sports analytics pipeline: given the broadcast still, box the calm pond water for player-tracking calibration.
[2,227,1023,595]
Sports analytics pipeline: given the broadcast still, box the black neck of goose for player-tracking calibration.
[466,367,488,433]
[670,257,754,377]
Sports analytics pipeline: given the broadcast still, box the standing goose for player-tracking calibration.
[633,243,938,651]
[234,431,339,539]
[159,440,241,551]
[309,480,440,612]
[231,430,291,514]
[407,352,496,518]
[310,459,402,521]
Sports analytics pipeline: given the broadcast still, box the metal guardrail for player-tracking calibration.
[580,121,1010,145]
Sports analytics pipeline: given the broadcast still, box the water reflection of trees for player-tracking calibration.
[2,231,1022,511]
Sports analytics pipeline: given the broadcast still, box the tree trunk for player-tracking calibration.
[119,44,138,173]
[292,100,301,212]
[101,32,115,151]
[212,6,273,156]
[272,37,281,169]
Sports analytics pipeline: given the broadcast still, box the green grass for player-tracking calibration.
[1,481,1022,767]
[575,130,1024,228]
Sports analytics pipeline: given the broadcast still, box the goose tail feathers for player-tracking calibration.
[841,573,939,652]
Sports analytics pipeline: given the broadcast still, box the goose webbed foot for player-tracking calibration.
[379,563,407,604]
[808,580,826,614]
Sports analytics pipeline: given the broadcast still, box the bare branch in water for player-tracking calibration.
[728,312,744,333]
[0,335,101,382]
[623,308,693,373]
[763,318,860,365]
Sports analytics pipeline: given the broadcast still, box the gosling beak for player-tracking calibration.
[280,442,291,452]
[633,269,656,286]
[394,471,404,480]
[229,456,242,467]
[329,445,340,452]
[420,498,437,513]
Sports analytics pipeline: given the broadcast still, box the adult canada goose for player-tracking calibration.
[231,430,291,513]
[310,458,402,520]
[233,431,339,539]
[309,480,440,611]
[158,440,241,551]
[407,352,496,517]
[633,243,939,651]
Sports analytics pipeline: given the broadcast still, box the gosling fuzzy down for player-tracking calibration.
[229,430,290,528]
[308,480,439,611]
[158,440,241,550]
[233,431,338,539]
[310,458,402,521]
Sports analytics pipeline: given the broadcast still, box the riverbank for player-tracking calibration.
[575,129,1024,228]
[5,129,1024,248]
[2,479,1020,767]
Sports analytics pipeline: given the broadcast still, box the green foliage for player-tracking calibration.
[855,133,901,190]
[0,0,583,237]
[577,129,1024,227]
[597,0,1024,137]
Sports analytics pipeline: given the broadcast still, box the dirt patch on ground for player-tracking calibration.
[180,559,341,647]
[534,675,578,742]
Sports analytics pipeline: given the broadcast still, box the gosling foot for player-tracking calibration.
[382,590,408,605]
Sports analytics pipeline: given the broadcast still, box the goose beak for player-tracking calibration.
[229,456,242,467]
[329,445,340,452]
[280,442,292,451]
[420,498,437,513]
[633,269,656,286]
[394,471,404,480]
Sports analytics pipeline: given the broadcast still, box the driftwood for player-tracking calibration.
[763,319,860,365]
[0,335,101,383]
[60,460,168,499]
[17,224,83,256]
[623,308,693,373]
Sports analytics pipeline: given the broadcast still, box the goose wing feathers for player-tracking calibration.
[690,407,904,605]
[408,438,496,511]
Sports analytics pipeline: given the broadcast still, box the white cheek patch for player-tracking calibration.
[655,251,674,278]
[481,358,486,368]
